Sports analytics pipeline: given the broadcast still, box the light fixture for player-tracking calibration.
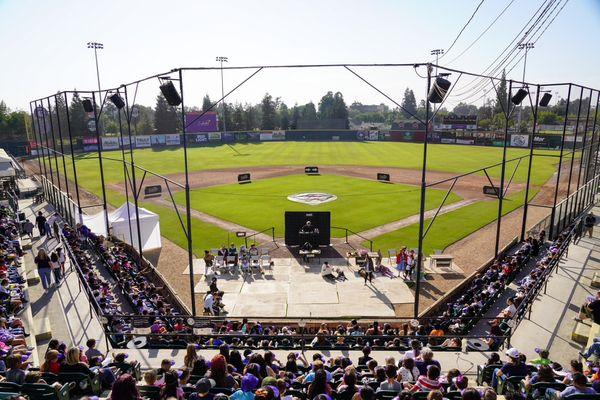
[511,88,529,105]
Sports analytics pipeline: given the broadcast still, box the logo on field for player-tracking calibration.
[287,192,337,206]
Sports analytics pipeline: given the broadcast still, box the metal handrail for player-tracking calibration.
[331,226,373,251]
[244,226,276,247]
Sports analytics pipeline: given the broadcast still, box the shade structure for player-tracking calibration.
[81,202,162,251]
[0,149,16,178]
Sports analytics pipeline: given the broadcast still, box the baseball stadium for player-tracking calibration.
[1,1,600,398]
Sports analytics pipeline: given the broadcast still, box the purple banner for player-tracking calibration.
[185,111,219,133]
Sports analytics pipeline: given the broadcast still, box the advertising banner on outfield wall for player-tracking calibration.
[441,138,456,144]
[165,134,180,146]
[101,137,120,150]
[222,133,235,142]
[135,135,151,148]
[119,136,131,147]
[456,139,475,145]
[193,134,208,143]
[208,132,221,141]
[151,135,166,146]
[510,134,529,148]
[185,112,219,133]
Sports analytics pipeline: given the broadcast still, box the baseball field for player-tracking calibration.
[47,141,563,255]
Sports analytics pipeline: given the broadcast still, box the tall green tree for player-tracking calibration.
[154,93,179,133]
[332,92,349,128]
[278,102,290,129]
[301,102,317,120]
[231,103,246,131]
[290,105,300,129]
[202,95,212,112]
[318,91,335,119]
[400,88,417,119]
[494,70,508,116]
[69,92,87,137]
[260,93,277,130]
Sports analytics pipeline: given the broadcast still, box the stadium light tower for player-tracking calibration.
[431,49,444,74]
[216,56,228,134]
[517,42,534,130]
[87,42,104,95]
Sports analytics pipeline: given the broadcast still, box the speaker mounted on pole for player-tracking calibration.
[539,92,552,107]
[82,99,94,113]
[427,76,452,103]
[160,81,182,106]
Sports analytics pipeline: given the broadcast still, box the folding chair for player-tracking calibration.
[260,254,272,272]
[214,256,226,274]
[388,249,397,265]
[226,255,237,273]
[250,255,261,273]
[210,248,219,256]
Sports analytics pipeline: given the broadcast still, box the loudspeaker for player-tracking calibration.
[539,92,552,107]
[427,77,451,103]
[82,99,94,113]
[511,88,528,105]
[160,81,182,106]
[109,94,125,109]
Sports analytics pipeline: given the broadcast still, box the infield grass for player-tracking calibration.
[176,174,462,238]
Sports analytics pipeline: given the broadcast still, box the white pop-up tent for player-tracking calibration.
[0,149,16,178]
[82,202,162,251]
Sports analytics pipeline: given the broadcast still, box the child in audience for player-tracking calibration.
[144,370,159,387]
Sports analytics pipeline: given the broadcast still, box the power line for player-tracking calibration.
[440,0,487,59]
[445,0,517,65]
[446,0,570,109]
[448,0,558,99]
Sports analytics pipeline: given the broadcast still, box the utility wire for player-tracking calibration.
[449,0,558,100]
[446,0,518,65]
[440,0,487,59]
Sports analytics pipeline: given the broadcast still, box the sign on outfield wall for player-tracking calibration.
[151,135,166,145]
[456,139,475,145]
[185,112,219,133]
[101,137,120,150]
[135,135,151,148]
[165,134,180,145]
[261,131,286,141]
[510,134,529,148]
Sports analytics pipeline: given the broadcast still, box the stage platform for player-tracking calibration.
[187,257,414,318]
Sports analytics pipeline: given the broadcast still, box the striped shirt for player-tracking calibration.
[412,376,443,392]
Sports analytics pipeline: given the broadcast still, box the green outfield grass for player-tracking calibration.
[64,141,559,193]
[366,189,534,254]
[175,174,462,238]
[41,141,561,256]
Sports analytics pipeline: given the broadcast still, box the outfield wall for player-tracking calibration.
[27,129,577,156]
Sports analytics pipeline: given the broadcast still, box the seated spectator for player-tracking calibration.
[206,354,238,389]
[144,370,159,387]
[190,378,215,400]
[109,374,141,400]
[492,348,529,390]
[524,365,557,398]
[580,338,600,360]
[337,372,361,400]
[358,346,373,365]
[5,354,26,385]
[415,348,441,376]
[379,364,402,392]
[406,364,443,392]
[546,372,596,399]
[397,357,420,383]
[231,374,260,400]
[160,370,185,400]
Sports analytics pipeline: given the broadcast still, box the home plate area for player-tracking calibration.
[189,258,414,318]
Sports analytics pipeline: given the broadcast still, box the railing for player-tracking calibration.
[244,226,276,248]
[332,226,373,251]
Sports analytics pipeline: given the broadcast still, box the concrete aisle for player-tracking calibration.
[509,205,600,366]
[20,199,108,362]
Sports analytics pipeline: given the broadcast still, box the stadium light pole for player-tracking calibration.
[216,56,228,134]
[516,43,534,131]
[87,42,104,95]
[430,49,444,74]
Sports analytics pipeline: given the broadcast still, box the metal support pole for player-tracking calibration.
[64,92,83,222]
[565,88,585,225]
[520,85,541,241]
[573,91,593,216]
[588,93,600,205]
[414,64,432,319]
[123,86,144,261]
[91,92,111,235]
[179,69,197,316]
[29,102,44,178]
[39,100,56,206]
[47,97,65,214]
[116,107,134,246]
[495,80,513,256]
[54,94,71,211]
[549,85,572,239]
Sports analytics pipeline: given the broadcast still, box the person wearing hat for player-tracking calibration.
[231,374,259,400]
[404,340,422,360]
[190,377,216,400]
[492,348,528,390]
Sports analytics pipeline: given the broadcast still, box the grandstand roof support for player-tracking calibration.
[64,92,83,222]
[549,84,572,239]
[414,64,432,318]
[91,92,111,236]
[520,85,541,241]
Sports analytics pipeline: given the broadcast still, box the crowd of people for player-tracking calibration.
[0,205,34,383]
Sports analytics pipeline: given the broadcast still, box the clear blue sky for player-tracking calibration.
[1,0,598,111]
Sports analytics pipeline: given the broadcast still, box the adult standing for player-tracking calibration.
[50,251,62,286]
[34,249,52,290]
[35,211,47,237]
[585,213,596,238]
[364,256,374,285]
[203,250,214,277]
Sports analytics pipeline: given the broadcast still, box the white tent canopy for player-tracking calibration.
[0,149,16,178]
[82,202,162,251]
